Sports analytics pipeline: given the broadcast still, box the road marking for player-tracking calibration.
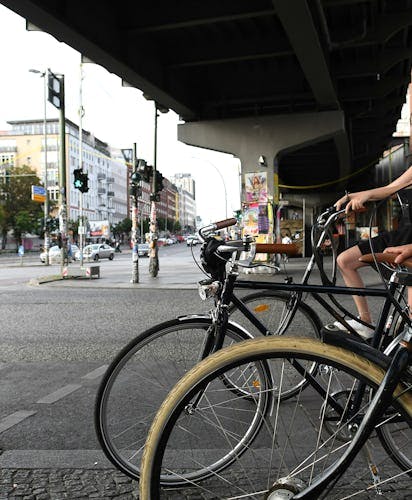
[37,384,82,404]
[81,364,108,380]
[0,410,36,433]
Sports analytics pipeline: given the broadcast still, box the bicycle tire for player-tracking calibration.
[94,316,254,482]
[229,290,322,399]
[140,337,412,499]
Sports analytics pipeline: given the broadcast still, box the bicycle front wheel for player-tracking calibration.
[140,337,412,499]
[94,316,253,482]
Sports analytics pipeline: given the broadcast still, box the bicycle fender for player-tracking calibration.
[322,329,390,370]
[176,314,254,340]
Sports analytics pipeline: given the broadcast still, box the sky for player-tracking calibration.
[0,4,241,224]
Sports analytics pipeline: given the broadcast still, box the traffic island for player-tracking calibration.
[29,265,101,285]
[62,265,100,279]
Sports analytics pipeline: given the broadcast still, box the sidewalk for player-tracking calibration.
[31,255,386,290]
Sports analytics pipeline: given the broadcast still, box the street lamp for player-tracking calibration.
[29,68,50,265]
[191,156,228,219]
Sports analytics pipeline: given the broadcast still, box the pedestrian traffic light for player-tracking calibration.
[154,170,164,194]
[73,169,89,193]
[73,169,83,190]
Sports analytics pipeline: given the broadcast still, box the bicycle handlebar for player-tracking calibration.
[359,252,412,269]
[255,243,299,255]
[199,218,238,239]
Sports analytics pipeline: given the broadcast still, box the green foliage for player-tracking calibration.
[120,217,132,234]
[0,165,43,246]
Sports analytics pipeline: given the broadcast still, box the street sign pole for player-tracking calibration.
[43,69,50,266]
[58,74,68,276]
[131,144,139,283]
[78,60,85,268]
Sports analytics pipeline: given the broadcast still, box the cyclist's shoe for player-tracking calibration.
[332,318,374,340]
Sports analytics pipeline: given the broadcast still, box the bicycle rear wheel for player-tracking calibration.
[95,316,253,482]
[140,337,412,499]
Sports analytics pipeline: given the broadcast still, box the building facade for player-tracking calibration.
[0,119,129,226]
[170,173,196,232]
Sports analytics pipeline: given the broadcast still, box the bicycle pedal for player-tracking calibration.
[323,323,342,332]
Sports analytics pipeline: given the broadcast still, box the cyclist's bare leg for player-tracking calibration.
[337,245,371,322]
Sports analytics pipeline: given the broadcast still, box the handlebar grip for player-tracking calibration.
[215,218,237,230]
[255,243,299,255]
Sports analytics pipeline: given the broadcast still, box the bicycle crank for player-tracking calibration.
[264,477,305,499]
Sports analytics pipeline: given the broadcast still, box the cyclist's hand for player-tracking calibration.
[384,244,412,264]
[335,191,370,213]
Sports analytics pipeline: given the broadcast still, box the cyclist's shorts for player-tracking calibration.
[358,227,412,256]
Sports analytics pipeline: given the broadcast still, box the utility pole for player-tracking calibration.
[29,68,50,265]
[47,69,68,274]
[43,71,50,266]
[149,104,160,278]
[131,144,140,283]
[121,147,140,283]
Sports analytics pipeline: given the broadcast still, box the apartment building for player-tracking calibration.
[0,119,128,225]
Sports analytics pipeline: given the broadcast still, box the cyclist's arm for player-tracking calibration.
[336,166,412,212]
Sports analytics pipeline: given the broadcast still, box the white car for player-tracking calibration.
[186,235,200,246]
[40,244,80,263]
[83,243,115,261]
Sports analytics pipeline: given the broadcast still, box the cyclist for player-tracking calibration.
[333,166,412,339]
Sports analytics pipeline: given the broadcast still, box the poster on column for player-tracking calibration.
[245,172,268,203]
[243,204,259,236]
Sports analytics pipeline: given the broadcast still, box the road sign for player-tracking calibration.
[31,185,46,203]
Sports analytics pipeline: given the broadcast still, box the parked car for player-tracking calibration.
[137,243,150,257]
[186,235,200,246]
[40,244,80,263]
[83,243,115,261]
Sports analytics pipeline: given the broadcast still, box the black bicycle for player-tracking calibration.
[95,209,409,484]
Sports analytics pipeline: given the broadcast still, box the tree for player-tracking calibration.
[0,165,43,249]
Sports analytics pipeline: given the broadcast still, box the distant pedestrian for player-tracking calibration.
[115,241,122,253]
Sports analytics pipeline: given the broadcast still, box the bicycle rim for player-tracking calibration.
[140,337,412,499]
[94,317,250,482]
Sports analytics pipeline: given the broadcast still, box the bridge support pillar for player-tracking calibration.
[178,110,347,208]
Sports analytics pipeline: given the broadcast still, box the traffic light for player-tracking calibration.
[139,163,153,183]
[131,170,141,184]
[234,209,243,222]
[154,170,164,193]
[73,169,89,193]
[130,170,142,198]
[73,169,83,189]
[47,70,64,109]
[81,172,89,193]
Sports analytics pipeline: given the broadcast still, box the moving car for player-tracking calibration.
[83,243,115,261]
[186,235,200,246]
[137,243,150,257]
[40,244,80,263]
